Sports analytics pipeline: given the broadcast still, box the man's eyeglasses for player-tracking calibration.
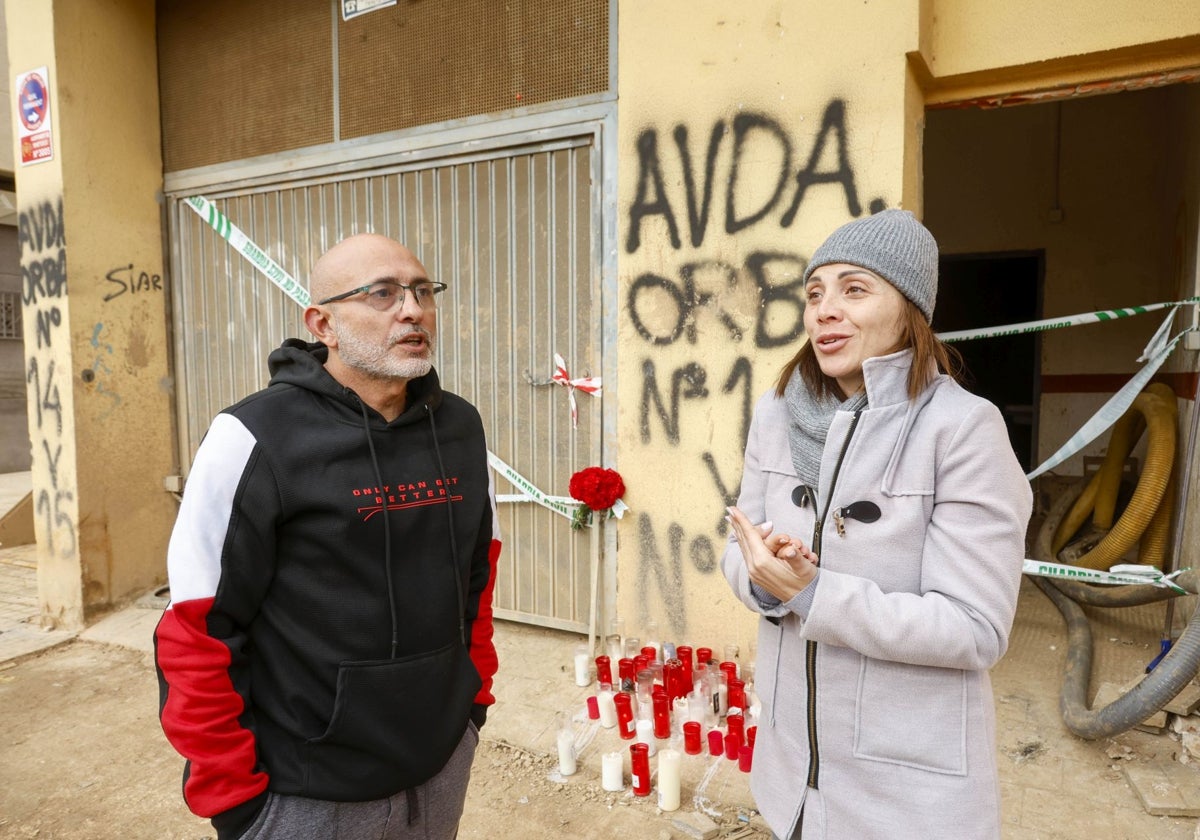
[317,280,448,311]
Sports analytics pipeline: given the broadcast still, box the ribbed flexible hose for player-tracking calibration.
[1050,385,1176,569]
[1031,571,1199,740]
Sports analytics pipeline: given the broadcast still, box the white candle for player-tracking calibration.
[636,718,657,756]
[674,697,689,734]
[607,634,623,663]
[716,683,728,716]
[556,728,577,775]
[573,648,590,687]
[657,749,681,811]
[601,751,624,791]
[597,687,618,728]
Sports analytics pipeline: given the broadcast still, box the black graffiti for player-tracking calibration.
[726,112,794,235]
[22,250,67,305]
[636,514,687,636]
[35,307,61,349]
[701,452,740,537]
[640,360,708,445]
[675,123,726,247]
[26,356,63,434]
[626,100,876,253]
[722,356,754,447]
[639,354,758,448]
[103,264,163,302]
[36,487,76,558]
[747,251,806,348]
[628,252,805,348]
[42,439,62,489]
[628,263,734,347]
[18,198,66,255]
[635,515,725,634]
[778,99,861,226]
[627,130,682,252]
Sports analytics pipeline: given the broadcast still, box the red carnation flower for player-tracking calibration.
[568,467,625,529]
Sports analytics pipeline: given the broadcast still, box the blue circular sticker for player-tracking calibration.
[19,73,48,131]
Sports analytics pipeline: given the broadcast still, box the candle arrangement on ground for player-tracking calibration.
[554,625,759,813]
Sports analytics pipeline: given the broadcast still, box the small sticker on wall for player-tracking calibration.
[15,66,52,166]
[342,0,397,21]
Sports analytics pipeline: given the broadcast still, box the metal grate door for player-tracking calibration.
[168,137,603,631]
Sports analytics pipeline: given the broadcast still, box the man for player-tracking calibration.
[155,234,500,840]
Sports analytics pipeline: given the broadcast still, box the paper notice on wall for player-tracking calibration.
[15,67,53,166]
[341,0,396,20]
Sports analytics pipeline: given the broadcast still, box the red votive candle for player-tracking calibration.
[586,696,600,720]
[652,692,671,738]
[696,647,713,666]
[663,658,684,701]
[618,658,636,693]
[720,661,738,685]
[677,645,693,686]
[724,731,742,761]
[738,744,753,772]
[707,729,724,756]
[728,678,745,712]
[746,725,757,748]
[614,692,636,740]
[726,712,745,744]
[594,655,612,686]
[683,721,703,755]
[641,645,657,663]
[631,743,651,796]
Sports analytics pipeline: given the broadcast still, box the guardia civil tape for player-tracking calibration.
[1021,559,1189,595]
[184,196,311,308]
[937,296,1200,343]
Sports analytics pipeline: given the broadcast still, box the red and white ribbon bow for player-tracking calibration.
[551,353,602,428]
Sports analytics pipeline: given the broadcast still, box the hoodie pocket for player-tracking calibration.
[853,656,967,775]
[304,641,482,799]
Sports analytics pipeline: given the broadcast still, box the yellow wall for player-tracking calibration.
[7,0,174,626]
[922,0,1200,103]
[614,0,924,650]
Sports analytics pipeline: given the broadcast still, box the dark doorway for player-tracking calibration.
[933,253,1042,471]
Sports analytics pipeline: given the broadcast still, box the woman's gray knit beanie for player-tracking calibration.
[802,209,939,322]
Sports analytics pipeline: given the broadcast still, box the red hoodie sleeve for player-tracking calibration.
[154,414,272,818]
[465,473,500,706]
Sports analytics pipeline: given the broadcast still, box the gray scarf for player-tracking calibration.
[784,370,869,487]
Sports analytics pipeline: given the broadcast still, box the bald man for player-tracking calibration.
[155,234,500,840]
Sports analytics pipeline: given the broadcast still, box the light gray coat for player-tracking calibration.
[722,350,1032,840]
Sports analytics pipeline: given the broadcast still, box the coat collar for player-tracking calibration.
[860,348,922,409]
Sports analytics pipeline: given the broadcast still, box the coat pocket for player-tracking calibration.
[853,656,967,775]
[304,641,482,798]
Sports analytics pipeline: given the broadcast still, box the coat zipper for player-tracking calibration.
[804,408,863,790]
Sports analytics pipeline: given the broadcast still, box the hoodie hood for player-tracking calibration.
[266,338,444,424]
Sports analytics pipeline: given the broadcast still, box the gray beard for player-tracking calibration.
[334,326,434,381]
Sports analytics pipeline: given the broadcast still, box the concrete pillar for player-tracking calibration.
[6,0,175,628]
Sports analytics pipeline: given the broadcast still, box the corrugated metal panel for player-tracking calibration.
[169,138,601,631]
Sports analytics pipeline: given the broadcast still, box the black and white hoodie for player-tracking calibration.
[155,339,499,839]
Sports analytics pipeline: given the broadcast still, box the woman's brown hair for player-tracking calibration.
[774,298,963,401]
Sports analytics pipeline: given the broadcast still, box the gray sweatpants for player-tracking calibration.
[239,722,478,840]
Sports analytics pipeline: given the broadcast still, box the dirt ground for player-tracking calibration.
[0,641,765,840]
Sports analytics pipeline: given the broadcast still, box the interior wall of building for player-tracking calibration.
[925,86,1195,475]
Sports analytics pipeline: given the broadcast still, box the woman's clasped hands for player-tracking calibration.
[725,506,820,603]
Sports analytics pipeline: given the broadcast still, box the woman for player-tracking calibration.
[722,209,1031,840]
